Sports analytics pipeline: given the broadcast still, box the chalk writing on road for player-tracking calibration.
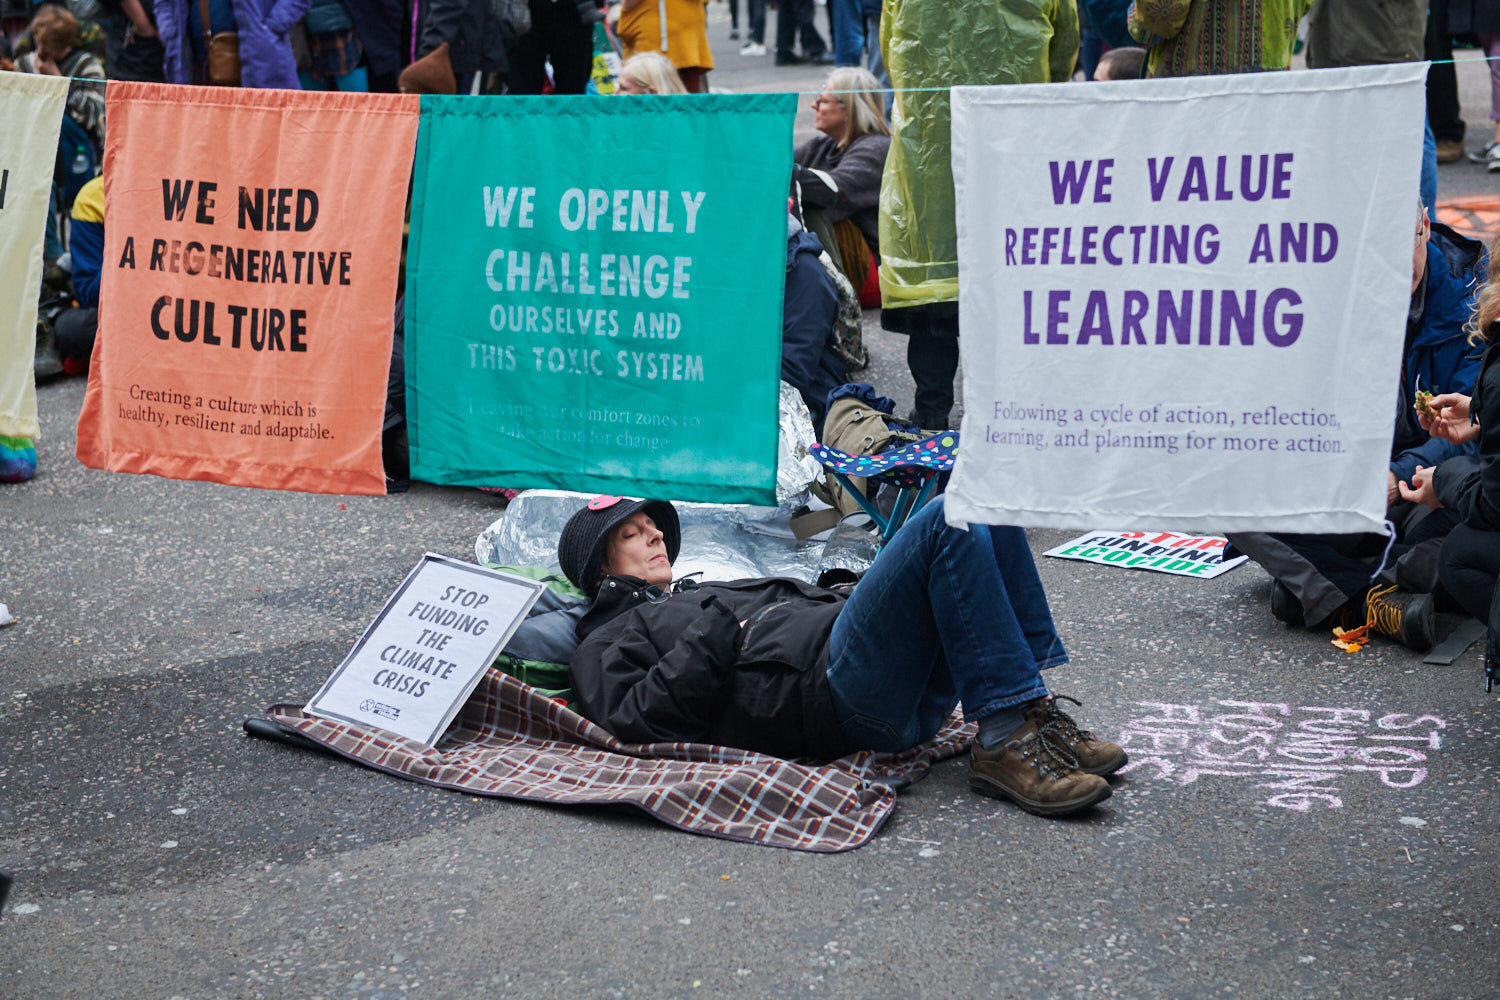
[1114,700,1444,812]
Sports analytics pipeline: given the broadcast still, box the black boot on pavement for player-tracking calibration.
[1364,585,1437,652]
[1269,580,1304,627]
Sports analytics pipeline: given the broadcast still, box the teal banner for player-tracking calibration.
[405,94,797,505]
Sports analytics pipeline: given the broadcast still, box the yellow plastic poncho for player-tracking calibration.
[878,0,1078,309]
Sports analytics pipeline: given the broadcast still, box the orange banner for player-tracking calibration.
[76,83,418,494]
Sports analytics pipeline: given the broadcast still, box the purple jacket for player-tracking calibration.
[156,0,312,89]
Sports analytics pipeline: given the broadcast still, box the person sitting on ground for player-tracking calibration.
[1227,202,1487,650]
[15,4,105,262]
[51,174,105,375]
[781,212,848,432]
[558,494,1127,818]
[1402,242,1500,688]
[1092,44,1144,80]
[793,66,890,296]
[614,50,688,94]
[15,5,106,153]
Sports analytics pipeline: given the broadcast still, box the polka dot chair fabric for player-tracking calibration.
[809,432,959,489]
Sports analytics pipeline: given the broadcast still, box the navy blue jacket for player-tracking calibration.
[781,229,848,432]
[342,0,403,75]
[1391,223,1487,484]
[1078,0,1132,47]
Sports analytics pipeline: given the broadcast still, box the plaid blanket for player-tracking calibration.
[266,670,973,853]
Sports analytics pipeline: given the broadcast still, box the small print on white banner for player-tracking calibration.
[946,64,1429,536]
[305,553,546,746]
[1043,530,1247,579]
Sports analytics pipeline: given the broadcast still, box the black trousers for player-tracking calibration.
[54,306,97,364]
[1426,0,1466,143]
[509,0,594,94]
[884,301,959,428]
[1439,522,1500,681]
[905,336,958,428]
[776,0,826,58]
[1439,522,1500,621]
[1227,503,1459,625]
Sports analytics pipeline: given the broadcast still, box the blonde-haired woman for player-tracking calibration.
[1407,242,1500,690]
[616,50,689,94]
[793,66,890,296]
[615,0,713,93]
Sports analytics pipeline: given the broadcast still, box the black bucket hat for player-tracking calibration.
[557,496,681,598]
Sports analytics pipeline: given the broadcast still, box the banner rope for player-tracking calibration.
[38,53,1500,92]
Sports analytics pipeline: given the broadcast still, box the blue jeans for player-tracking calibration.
[824,496,1064,753]
[831,2,890,103]
[832,0,864,65]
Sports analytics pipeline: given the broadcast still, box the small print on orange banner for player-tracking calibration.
[75,84,419,494]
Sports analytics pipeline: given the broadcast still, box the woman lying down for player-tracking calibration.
[557,495,1127,818]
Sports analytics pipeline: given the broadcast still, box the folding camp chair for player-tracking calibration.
[808,431,959,542]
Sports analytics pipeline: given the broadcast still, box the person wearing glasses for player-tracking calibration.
[793,66,890,296]
[1227,202,1488,650]
[555,494,1127,818]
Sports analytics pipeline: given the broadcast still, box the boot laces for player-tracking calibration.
[1364,584,1405,638]
[1038,694,1096,748]
[1332,583,1400,648]
[1024,720,1083,780]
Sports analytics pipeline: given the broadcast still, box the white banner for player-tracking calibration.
[947,64,1428,533]
[0,73,69,439]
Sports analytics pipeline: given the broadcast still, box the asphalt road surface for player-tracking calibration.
[3,19,1499,1000]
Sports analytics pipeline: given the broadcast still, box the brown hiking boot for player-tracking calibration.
[969,723,1111,817]
[1023,695,1128,777]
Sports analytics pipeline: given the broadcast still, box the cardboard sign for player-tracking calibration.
[404,93,796,504]
[946,64,1428,533]
[1043,530,1246,579]
[75,83,419,494]
[305,554,546,745]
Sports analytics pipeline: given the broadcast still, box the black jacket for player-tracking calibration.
[1435,339,1500,531]
[418,0,509,75]
[570,575,852,760]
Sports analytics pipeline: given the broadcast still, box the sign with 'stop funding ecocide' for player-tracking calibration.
[404,94,796,505]
[306,554,546,745]
[1043,530,1247,578]
[946,64,1429,535]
